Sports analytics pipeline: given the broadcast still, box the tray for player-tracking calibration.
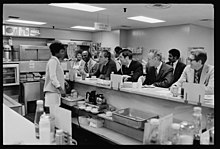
[112,108,159,129]
[61,96,84,107]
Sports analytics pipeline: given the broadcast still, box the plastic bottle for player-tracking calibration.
[55,129,64,145]
[192,107,202,145]
[39,113,51,144]
[148,118,160,144]
[170,123,180,144]
[34,100,44,139]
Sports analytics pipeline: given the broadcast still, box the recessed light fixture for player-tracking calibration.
[71,26,96,30]
[6,19,46,25]
[145,4,171,9]
[49,3,106,12]
[128,16,165,23]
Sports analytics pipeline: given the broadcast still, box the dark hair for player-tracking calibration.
[168,49,180,59]
[114,46,122,54]
[49,41,64,56]
[75,50,82,58]
[102,50,111,60]
[119,49,133,59]
[190,49,207,64]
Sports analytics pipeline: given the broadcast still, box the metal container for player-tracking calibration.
[112,108,159,129]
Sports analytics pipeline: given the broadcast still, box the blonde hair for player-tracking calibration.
[149,49,162,61]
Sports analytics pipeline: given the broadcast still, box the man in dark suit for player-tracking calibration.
[143,49,174,88]
[117,49,143,82]
[96,50,117,80]
[166,49,186,83]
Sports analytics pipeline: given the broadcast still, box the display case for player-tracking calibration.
[3,63,20,86]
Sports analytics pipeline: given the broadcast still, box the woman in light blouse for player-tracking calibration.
[43,41,66,113]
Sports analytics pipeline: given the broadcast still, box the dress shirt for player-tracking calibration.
[126,60,132,68]
[172,60,178,72]
[156,62,162,75]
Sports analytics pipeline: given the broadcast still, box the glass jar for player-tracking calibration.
[148,118,160,144]
[170,123,180,145]
[178,121,194,144]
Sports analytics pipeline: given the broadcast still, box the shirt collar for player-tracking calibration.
[156,61,162,72]
[51,56,61,65]
[173,60,178,66]
[195,65,204,73]
[126,60,132,68]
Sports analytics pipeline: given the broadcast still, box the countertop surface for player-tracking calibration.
[3,104,41,145]
[73,77,214,109]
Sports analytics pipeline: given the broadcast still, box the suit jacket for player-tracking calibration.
[173,64,214,94]
[117,60,143,82]
[143,62,174,88]
[83,58,99,77]
[166,60,186,83]
[96,59,117,80]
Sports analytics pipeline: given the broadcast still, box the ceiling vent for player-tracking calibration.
[119,25,131,29]
[145,4,171,9]
[8,16,20,19]
[199,19,213,22]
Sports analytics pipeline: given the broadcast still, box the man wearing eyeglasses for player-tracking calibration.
[170,49,214,95]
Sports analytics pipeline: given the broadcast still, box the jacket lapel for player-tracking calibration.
[200,65,208,85]
[156,63,164,80]
[188,67,194,83]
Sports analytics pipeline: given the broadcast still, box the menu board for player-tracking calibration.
[5,25,19,36]
[29,28,40,36]
[18,27,29,36]
[3,25,40,37]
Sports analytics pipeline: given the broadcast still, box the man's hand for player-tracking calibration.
[122,75,131,82]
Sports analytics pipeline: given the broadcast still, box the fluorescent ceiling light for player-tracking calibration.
[6,19,46,25]
[128,16,165,23]
[49,3,106,12]
[71,26,95,30]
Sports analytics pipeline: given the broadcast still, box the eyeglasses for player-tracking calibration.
[187,57,196,62]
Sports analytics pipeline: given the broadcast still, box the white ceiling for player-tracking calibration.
[3,3,214,32]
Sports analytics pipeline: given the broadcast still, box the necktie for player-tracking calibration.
[194,71,199,84]
[84,62,88,73]
[170,62,173,67]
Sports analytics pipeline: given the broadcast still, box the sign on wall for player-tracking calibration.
[3,24,40,37]
[94,22,111,31]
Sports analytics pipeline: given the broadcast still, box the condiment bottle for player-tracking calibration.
[55,129,64,145]
[193,107,202,145]
[34,100,44,139]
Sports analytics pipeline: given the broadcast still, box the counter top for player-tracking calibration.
[3,104,41,145]
[74,77,214,109]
